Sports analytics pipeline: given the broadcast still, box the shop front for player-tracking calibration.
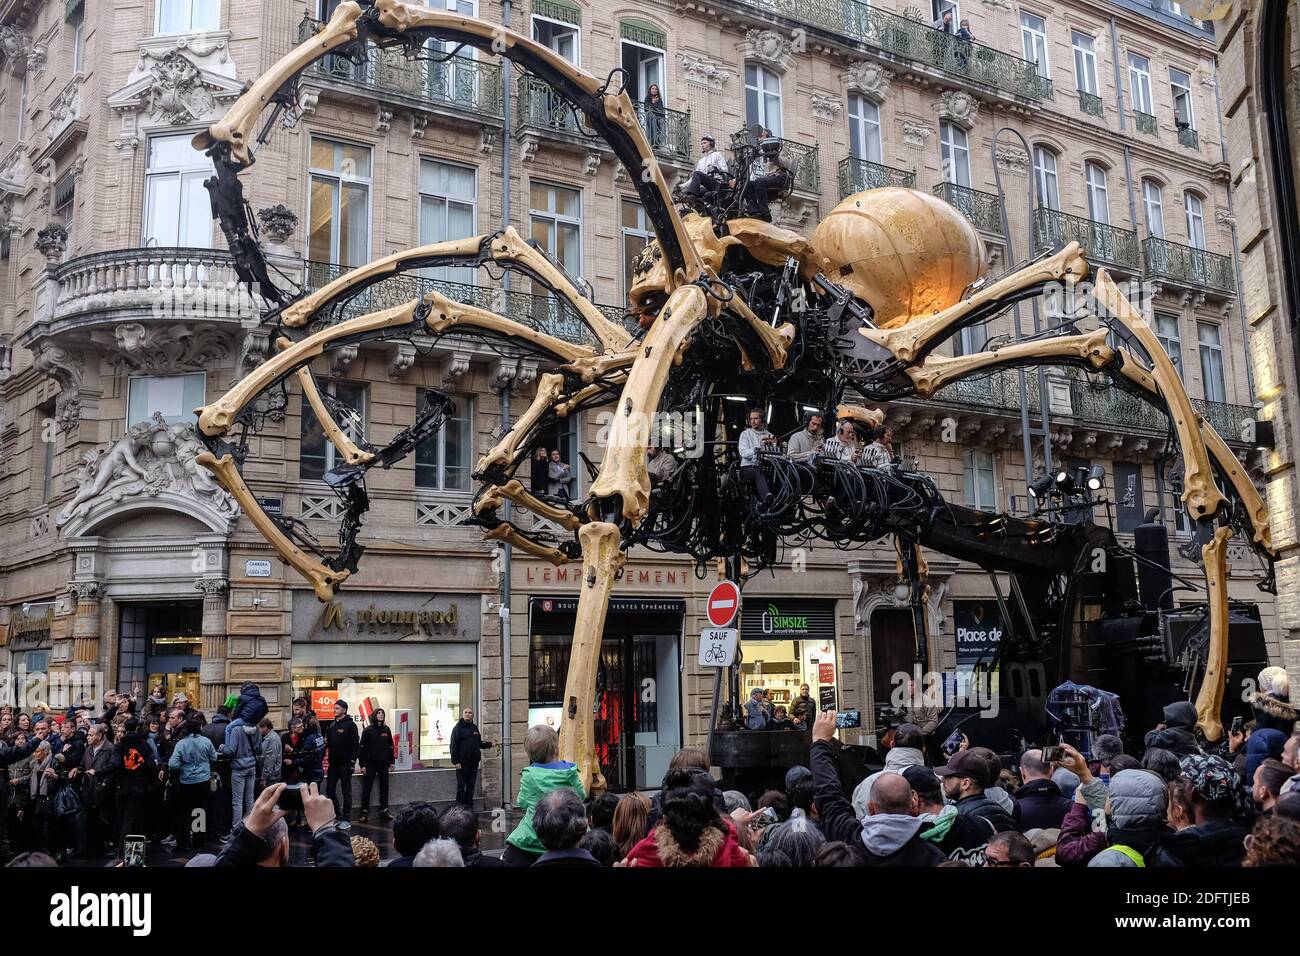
[290,590,482,802]
[528,596,684,792]
[2,605,55,709]
[739,598,841,716]
[116,601,204,705]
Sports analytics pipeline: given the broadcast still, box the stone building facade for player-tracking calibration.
[0,0,1278,803]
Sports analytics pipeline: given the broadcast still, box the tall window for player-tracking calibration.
[127,373,206,426]
[744,64,782,137]
[418,160,476,285]
[415,390,473,492]
[54,173,75,244]
[307,138,371,268]
[144,134,212,248]
[1142,179,1165,238]
[300,381,367,481]
[1085,162,1110,224]
[1128,53,1153,114]
[1020,13,1050,80]
[963,450,997,512]
[428,0,479,104]
[939,122,970,187]
[37,403,57,504]
[529,182,582,279]
[1169,67,1195,129]
[1197,322,1225,403]
[620,37,664,102]
[848,95,882,164]
[621,199,652,302]
[155,0,219,34]
[17,72,27,142]
[1072,32,1098,95]
[71,9,85,72]
[1032,146,1060,210]
[932,0,960,24]
[1184,191,1206,249]
[532,15,579,65]
[1155,313,1183,373]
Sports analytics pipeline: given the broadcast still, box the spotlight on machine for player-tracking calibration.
[1086,464,1106,492]
[1028,474,1054,500]
[1054,469,1075,494]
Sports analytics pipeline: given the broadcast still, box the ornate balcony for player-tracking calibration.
[1033,207,1140,271]
[516,75,587,138]
[733,127,820,194]
[739,0,1051,102]
[1192,398,1255,441]
[1078,91,1103,118]
[302,261,629,347]
[1143,237,1236,296]
[1134,110,1158,135]
[837,156,915,198]
[297,17,503,123]
[1177,125,1199,149]
[631,100,693,165]
[933,182,1005,237]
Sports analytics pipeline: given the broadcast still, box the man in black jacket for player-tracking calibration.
[70,723,116,858]
[901,765,994,860]
[1015,748,1072,830]
[439,804,504,867]
[357,709,394,823]
[215,782,353,867]
[1143,700,1202,758]
[449,708,493,807]
[325,700,359,829]
[937,749,1019,834]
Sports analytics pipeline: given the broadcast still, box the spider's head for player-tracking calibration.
[628,214,737,327]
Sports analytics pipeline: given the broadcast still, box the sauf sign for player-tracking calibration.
[50,887,152,936]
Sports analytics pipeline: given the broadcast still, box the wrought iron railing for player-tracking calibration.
[837,156,915,197]
[52,248,258,321]
[1033,207,1140,269]
[1192,398,1256,441]
[516,75,589,136]
[933,182,1005,236]
[742,0,1051,101]
[297,17,504,119]
[302,261,627,346]
[631,100,692,163]
[1134,110,1158,135]
[1177,125,1199,149]
[1078,91,1103,117]
[1143,237,1236,294]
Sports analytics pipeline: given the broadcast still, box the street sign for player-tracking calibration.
[706,580,741,628]
[245,559,272,577]
[698,628,738,667]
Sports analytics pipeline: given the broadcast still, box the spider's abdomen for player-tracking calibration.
[811,187,987,328]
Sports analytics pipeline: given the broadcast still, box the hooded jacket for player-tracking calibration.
[1244,728,1288,783]
[230,683,268,726]
[223,720,261,772]
[1150,817,1247,867]
[1143,701,1201,757]
[505,762,586,856]
[1250,686,1298,735]
[359,715,395,768]
[623,821,753,867]
[858,813,947,866]
[1087,770,1172,867]
[1015,778,1072,831]
[114,731,156,793]
[918,804,995,858]
[853,747,927,820]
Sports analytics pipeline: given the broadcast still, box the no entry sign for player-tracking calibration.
[706,580,741,628]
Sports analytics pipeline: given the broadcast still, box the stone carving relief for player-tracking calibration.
[739,30,793,73]
[809,92,842,124]
[257,204,298,244]
[32,345,84,431]
[57,413,238,529]
[108,45,242,129]
[995,145,1030,174]
[901,120,933,149]
[680,52,732,90]
[936,89,981,129]
[35,222,67,261]
[844,61,893,101]
[95,322,233,373]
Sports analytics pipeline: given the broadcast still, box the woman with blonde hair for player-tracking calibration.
[612,791,651,858]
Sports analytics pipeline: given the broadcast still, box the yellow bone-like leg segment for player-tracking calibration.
[558,521,626,792]
[482,523,569,566]
[285,340,374,466]
[564,349,638,385]
[475,479,582,533]
[727,295,795,370]
[1114,355,1272,553]
[1093,270,1226,521]
[906,328,1115,397]
[861,242,1090,364]
[198,299,421,436]
[477,372,568,475]
[424,288,597,365]
[837,404,886,430]
[588,284,711,524]
[197,452,348,601]
[1195,526,1232,741]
